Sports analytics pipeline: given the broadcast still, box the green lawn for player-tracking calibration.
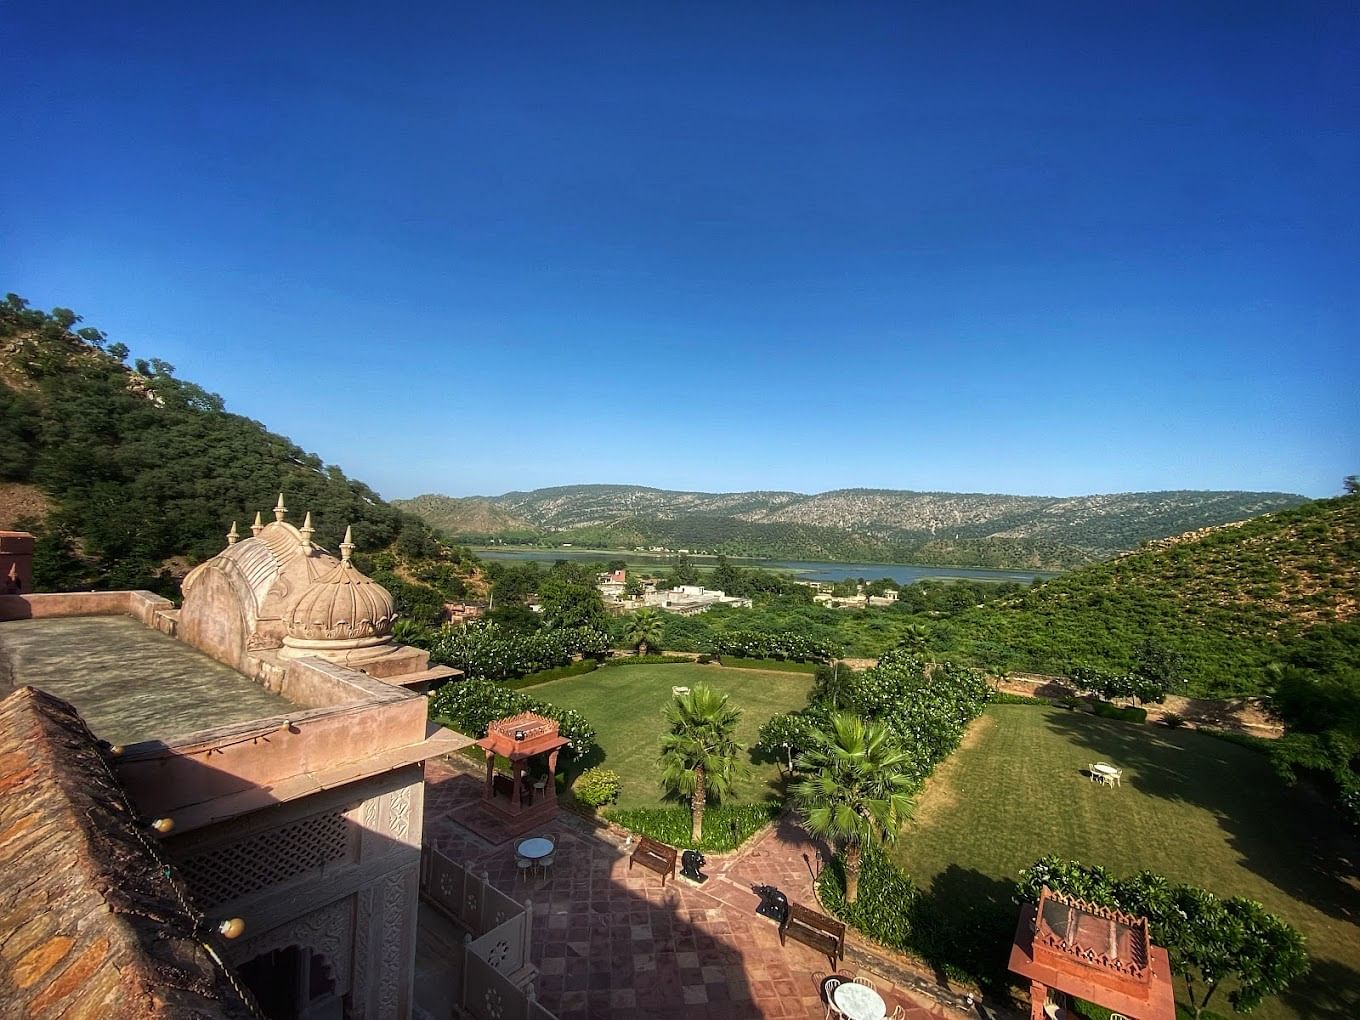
[526,663,814,808]
[892,704,1360,1020]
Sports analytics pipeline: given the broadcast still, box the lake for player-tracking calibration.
[469,546,1057,586]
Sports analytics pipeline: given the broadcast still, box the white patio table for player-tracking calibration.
[833,983,886,1020]
[1092,762,1122,786]
[516,837,554,861]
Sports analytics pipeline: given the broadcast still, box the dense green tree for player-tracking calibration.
[668,552,699,587]
[537,562,608,630]
[659,685,745,842]
[791,713,915,903]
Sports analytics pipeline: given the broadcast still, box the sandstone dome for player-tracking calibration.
[283,557,397,646]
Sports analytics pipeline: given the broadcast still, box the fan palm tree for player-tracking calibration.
[791,712,915,904]
[625,606,664,657]
[659,684,745,842]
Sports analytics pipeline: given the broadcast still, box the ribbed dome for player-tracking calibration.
[284,559,396,643]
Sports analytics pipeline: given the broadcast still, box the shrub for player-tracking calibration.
[428,622,610,682]
[503,658,597,690]
[718,656,819,673]
[573,767,621,808]
[992,692,1048,706]
[1091,700,1148,724]
[599,654,695,667]
[753,711,824,767]
[428,678,598,759]
[603,802,781,852]
[1160,711,1186,728]
[713,630,838,663]
[696,653,713,664]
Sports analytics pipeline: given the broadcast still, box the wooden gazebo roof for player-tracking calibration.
[476,711,571,761]
[1009,887,1176,1020]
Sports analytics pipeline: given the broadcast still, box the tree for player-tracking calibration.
[791,713,915,903]
[658,685,745,842]
[896,624,930,657]
[537,562,607,630]
[624,606,664,656]
[1345,475,1359,495]
[669,552,699,587]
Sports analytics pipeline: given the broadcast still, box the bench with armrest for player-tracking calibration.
[779,901,846,969]
[628,836,678,886]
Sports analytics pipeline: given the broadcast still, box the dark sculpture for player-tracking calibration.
[754,883,788,924]
[680,849,708,883]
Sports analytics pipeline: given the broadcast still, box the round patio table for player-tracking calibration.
[1092,763,1121,786]
[833,983,886,1020]
[516,837,554,861]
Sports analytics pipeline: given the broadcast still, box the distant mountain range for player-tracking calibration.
[395,485,1308,570]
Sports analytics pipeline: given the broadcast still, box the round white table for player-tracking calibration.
[1092,763,1121,786]
[516,837,554,860]
[833,983,886,1020]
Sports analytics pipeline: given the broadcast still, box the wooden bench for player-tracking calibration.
[628,836,678,886]
[779,901,845,969]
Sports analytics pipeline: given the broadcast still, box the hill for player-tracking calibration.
[397,483,1307,570]
[0,294,481,609]
[934,493,1360,695]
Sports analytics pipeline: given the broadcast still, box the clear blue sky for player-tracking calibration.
[4,2,1355,499]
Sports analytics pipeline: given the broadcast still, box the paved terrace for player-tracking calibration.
[423,757,978,1020]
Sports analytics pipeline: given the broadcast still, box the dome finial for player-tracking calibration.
[299,512,314,553]
[274,493,287,522]
[226,521,240,546]
[250,511,264,537]
[340,525,355,565]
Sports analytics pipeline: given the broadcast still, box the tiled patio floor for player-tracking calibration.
[423,759,970,1020]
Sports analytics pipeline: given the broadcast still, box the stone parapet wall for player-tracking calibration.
[0,589,174,625]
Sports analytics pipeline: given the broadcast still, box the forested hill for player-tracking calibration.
[0,295,480,602]
[397,483,1307,570]
[934,492,1360,696]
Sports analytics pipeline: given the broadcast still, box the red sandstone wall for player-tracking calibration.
[0,590,173,624]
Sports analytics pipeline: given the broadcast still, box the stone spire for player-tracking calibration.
[299,512,314,553]
[340,525,355,565]
[250,511,264,537]
[273,493,287,522]
[226,522,239,546]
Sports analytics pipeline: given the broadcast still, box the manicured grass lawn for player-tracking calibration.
[526,663,813,809]
[892,704,1360,1020]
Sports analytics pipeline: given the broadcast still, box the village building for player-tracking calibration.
[642,584,753,614]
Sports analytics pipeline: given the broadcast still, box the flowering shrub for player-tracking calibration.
[573,767,621,808]
[428,678,597,759]
[428,622,609,681]
[604,803,780,852]
[714,630,838,663]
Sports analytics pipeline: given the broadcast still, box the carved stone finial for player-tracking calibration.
[250,511,264,537]
[226,521,239,546]
[274,492,287,522]
[299,511,314,552]
[340,525,355,565]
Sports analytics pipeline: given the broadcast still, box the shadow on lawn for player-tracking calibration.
[908,865,1020,999]
[1041,708,1360,1006]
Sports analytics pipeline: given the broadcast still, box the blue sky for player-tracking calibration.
[3,2,1355,499]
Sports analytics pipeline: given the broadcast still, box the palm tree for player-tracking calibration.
[659,684,745,842]
[624,606,664,656]
[897,624,930,657]
[791,712,915,904]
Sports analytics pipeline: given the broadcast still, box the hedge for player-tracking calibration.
[992,691,1048,706]
[603,802,781,853]
[718,656,819,674]
[503,658,597,690]
[599,654,695,668]
[1091,700,1148,724]
[712,630,838,663]
[428,622,609,682]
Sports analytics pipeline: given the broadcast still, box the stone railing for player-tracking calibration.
[419,845,557,1020]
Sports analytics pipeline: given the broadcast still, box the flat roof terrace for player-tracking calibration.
[0,616,295,745]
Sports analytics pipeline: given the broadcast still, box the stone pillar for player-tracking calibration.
[1030,980,1049,1020]
[511,761,522,808]
[547,749,560,803]
[483,749,495,802]
[0,532,35,595]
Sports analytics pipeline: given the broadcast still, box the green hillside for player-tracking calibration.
[0,294,480,602]
[934,494,1360,695]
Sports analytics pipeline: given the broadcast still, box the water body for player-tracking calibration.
[470,546,1057,586]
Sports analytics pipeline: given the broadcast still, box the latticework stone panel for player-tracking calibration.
[178,810,352,908]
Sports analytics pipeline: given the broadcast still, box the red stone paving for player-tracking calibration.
[423,758,973,1020]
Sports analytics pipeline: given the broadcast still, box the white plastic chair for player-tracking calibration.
[852,975,877,990]
[822,976,843,1020]
[515,856,533,882]
[537,853,555,880]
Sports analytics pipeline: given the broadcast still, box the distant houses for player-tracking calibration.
[596,570,752,615]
